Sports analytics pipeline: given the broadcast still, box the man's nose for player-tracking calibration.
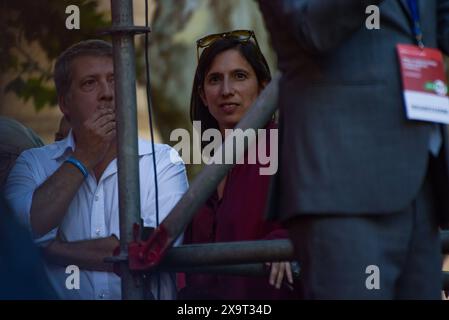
[221,78,234,97]
[99,79,114,100]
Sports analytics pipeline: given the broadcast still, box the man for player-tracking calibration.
[258,0,449,299]
[4,40,189,299]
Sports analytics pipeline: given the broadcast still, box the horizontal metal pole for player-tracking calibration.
[106,230,449,265]
[106,237,449,291]
[162,261,300,278]
[159,239,294,269]
[156,233,449,267]
[160,230,449,268]
[164,263,268,276]
[159,240,449,292]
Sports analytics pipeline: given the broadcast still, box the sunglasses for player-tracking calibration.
[196,30,261,61]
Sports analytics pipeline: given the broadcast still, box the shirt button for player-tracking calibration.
[95,228,101,236]
[98,292,106,299]
[95,195,99,201]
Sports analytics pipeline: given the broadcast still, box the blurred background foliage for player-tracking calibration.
[2,0,448,151]
[0,0,110,111]
[0,0,275,178]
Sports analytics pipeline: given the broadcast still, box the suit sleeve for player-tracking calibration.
[438,0,449,55]
[258,0,384,55]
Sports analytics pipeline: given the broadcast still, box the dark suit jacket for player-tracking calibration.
[258,0,449,225]
[0,196,57,299]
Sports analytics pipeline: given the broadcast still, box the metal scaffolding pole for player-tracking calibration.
[110,0,144,300]
[169,263,273,277]
[111,232,449,271]
[158,233,449,270]
[160,240,294,268]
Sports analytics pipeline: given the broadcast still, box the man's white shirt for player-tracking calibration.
[4,131,189,300]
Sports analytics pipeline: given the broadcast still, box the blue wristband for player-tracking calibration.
[65,156,89,178]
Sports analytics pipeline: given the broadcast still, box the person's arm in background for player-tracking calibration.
[257,0,385,55]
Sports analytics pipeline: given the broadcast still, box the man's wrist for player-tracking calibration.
[65,156,89,178]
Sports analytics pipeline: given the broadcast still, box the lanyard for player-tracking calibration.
[406,0,424,48]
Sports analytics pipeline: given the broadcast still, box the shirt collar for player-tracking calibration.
[95,138,156,182]
[51,130,76,161]
[137,138,155,156]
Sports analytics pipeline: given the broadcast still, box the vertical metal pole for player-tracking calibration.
[110,0,144,300]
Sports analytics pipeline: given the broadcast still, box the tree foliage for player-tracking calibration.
[0,0,110,110]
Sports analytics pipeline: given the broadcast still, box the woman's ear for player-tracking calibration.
[199,86,208,107]
[259,80,269,91]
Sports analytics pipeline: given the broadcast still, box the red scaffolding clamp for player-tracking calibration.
[125,223,172,272]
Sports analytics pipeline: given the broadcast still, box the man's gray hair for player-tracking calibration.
[54,39,113,98]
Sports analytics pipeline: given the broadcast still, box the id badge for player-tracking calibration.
[397,44,449,124]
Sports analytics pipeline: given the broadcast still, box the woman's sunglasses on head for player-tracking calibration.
[196,30,261,61]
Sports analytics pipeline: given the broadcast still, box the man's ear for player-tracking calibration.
[58,95,70,122]
[199,86,208,107]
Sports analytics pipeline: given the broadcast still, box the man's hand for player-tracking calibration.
[43,234,120,272]
[73,107,116,170]
[266,261,294,290]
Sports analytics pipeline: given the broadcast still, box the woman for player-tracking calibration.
[180,30,299,300]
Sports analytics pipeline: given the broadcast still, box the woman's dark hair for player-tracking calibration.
[190,37,272,143]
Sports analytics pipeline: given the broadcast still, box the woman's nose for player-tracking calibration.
[221,78,234,96]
